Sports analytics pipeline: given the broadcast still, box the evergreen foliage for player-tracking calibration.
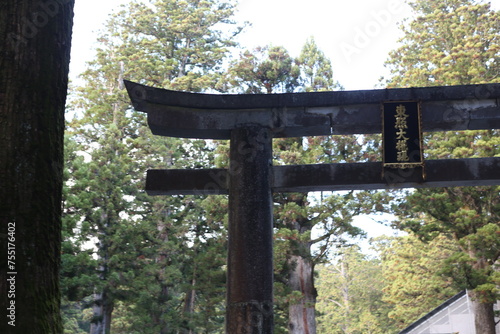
[384,0,500,87]
[218,45,301,93]
[62,0,242,332]
[375,234,460,330]
[316,245,397,334]
[296,37,343,92]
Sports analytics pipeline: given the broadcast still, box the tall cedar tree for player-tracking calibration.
[221,39,387,334]
[376,234,460,330]
[316,245,397,334]
[383,1,500,333]
[63,0,242,332]
[0,1,75,333]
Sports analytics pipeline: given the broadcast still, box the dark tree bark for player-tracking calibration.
[0,1,74,333]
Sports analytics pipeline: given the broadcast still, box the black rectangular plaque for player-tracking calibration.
[383,101,424,169]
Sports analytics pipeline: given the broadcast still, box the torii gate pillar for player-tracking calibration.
[227,126,274,333]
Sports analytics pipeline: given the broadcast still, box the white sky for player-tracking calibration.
[70,0,500,89]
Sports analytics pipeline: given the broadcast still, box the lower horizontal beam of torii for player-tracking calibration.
[145,157,500,195]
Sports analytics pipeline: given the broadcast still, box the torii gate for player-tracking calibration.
[124,80,500,333]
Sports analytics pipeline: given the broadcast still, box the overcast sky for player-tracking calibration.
[70,0,500,89]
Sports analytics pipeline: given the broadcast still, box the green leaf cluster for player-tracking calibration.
[384,0,500,87]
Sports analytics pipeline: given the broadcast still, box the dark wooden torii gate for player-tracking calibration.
[124,80,500,333]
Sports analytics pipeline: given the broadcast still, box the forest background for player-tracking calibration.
[61,0,500,333]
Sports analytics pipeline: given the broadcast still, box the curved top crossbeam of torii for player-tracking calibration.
[125,80,500,194]
[124,80,500,139]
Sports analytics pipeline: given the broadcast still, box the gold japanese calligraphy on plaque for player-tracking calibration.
[382,101,424,171]
[395,104,410,162]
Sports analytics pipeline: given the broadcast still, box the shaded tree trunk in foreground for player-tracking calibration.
[0,1,74,333]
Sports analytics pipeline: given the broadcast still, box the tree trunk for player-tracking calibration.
[155,220,171,334]
[90,213,114,334]
[469,291,496,334]
[157,283,170,334]
[0,1,74,333]
[340,257,350,334]
[181,274,196,334]
[468,256,498,334]
[288,255,317,334]
[90,290,114,334]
